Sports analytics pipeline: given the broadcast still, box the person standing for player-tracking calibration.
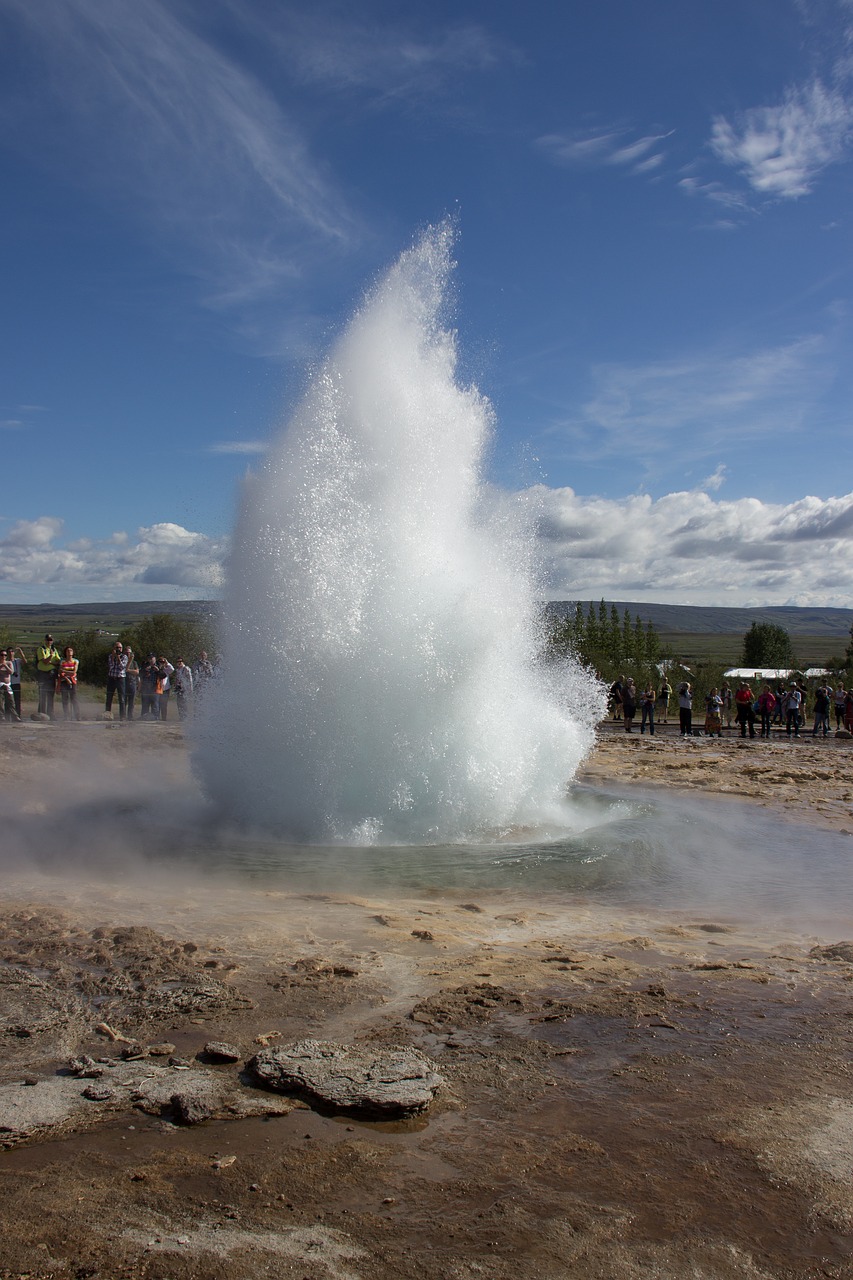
[678,682,693,736]
[173,657,194,721]
[157,655,175,721]
[35,633,61,718]
[139,655,159,720]
[812,684,831,737]
[756,685,776,738]
[834,683,847,729]
[704,687,723,737]
[609,676,624,721]
[0,650,22,722]
[8,646,26,718]
[784,684,802,738]
[622,678,637,732]
[735,681,756,739]
[656,678,671,725]
[640,685,656,735]
[105,641,128,720]
[58,646,81,721]
[720,682,734,729]
[124,648,139,721]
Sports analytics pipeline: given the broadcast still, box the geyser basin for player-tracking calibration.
[194,225,604,843]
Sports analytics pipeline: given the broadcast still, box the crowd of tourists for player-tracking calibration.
[608,675,852,740]
[0,633,220,723]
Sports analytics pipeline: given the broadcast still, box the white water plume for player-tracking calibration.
[194,224,604,842]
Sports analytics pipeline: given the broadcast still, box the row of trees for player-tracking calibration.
[547,600,664,689]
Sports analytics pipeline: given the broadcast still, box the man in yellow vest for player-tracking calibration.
[36,633,61,719]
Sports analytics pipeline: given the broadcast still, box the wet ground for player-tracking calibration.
[1,724,853,1278]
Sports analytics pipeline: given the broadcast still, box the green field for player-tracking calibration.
[1,599,849,673]
[657,631,844,669]
[0,600,214,650]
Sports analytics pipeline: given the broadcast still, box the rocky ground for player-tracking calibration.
[1,719,852,1279]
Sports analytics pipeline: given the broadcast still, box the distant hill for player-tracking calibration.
[2,597,850,642]
[548,601,852,639]
[0,600,215,625]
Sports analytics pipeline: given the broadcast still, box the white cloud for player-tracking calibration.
[5,488,853,610]
[533,485,853,607]
[247,7,508,101]
[207,441,268,456]
[550,336,826,467]
[710,80,853,199]
[0,519,225,592]
[535,126,672,176]
[1,0,358,303]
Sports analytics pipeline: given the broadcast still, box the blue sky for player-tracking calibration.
[2,0,853,606]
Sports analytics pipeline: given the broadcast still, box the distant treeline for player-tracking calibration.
[547,600,663,687]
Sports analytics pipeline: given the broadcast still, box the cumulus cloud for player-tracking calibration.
[0,519,225,594]
[532,486,853,607]
[710,80,853,199]
[4,489,853,610]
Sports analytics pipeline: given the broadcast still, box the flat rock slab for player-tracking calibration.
[247,1040,443,1118]
[0,1063,293,1147]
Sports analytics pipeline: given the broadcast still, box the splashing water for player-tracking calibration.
[194,225,604,843]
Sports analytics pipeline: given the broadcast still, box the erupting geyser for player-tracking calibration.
[194,225,603,843]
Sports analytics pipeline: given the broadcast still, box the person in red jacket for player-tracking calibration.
[756,684,776,739]
[735,681,756,739]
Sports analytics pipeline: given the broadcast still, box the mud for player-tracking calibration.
[1,723,852,1278]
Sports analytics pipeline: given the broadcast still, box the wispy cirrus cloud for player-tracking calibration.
[710,79,853,199]
[241,6,509,105]
[545,335,827,469]
[533,485,853,607]
[0,0,358,305]
[535,125,673,176]
[207,441,268,456]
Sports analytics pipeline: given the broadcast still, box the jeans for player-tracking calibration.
[125,678,138,720]
[61,684,80,720]
[37,669,56,718]
[105,676,126,719]
[786,709,800,737]
[679,707,692,735]
[813,711,830,736]
[641,704,655,734]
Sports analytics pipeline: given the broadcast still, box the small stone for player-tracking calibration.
[119,1043,145,1060]
[202,1041,241,1063]
[147,1042,176,1057]
[68,1056,105,1079]
[82,1084,115,1102]
[171,1091,213,1125]
[411,930,434,941]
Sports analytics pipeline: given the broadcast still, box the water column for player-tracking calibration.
[194,225,603,843]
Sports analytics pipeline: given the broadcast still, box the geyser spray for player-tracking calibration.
[194,225,603,842]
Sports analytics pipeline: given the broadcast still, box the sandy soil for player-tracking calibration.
[1,719,852,1279]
